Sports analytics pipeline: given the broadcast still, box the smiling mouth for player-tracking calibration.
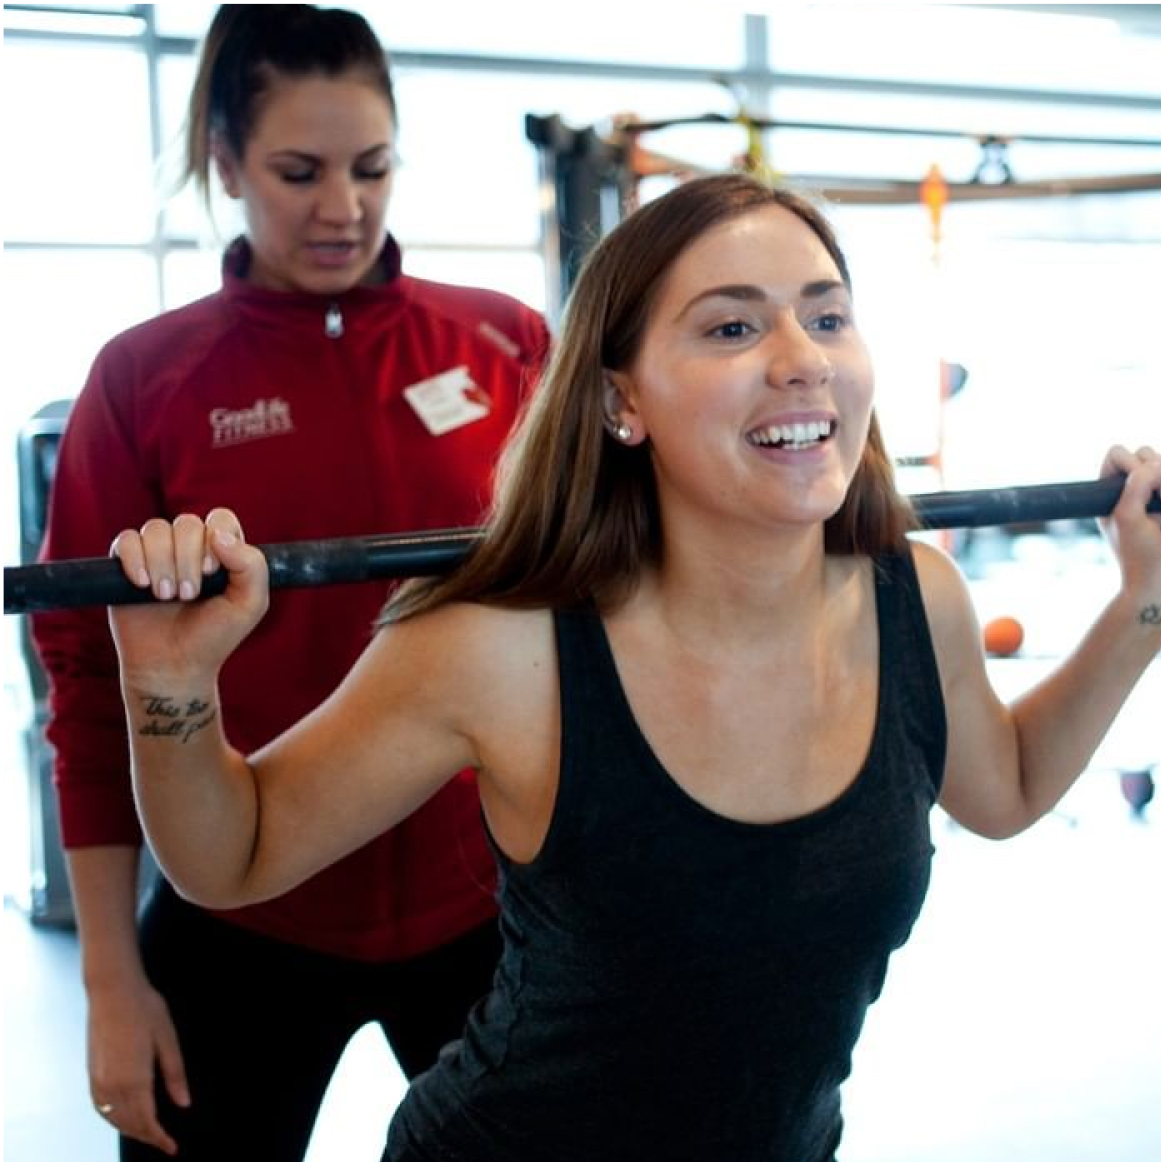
[746,419,836,450]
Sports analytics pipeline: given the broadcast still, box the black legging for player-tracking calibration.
[122,880,501,1161]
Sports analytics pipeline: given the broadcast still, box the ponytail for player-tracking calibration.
[183,6,243,201]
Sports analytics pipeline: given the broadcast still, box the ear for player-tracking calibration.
[602,369,647,445]
[212,136,242,200]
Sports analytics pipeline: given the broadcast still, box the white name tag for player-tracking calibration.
[403,365,491,435]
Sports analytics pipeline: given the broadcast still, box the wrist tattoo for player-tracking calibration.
[137,695,217,744]
[1141,604,1161,627]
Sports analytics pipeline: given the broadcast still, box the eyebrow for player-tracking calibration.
[676,279,847,318]
[266,143,394,164]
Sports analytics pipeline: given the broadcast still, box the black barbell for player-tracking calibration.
[4,475,1158,616]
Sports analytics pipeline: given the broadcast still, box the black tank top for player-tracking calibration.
[388,549,946,1162]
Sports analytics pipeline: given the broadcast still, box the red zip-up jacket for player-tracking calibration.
[31,236,549,960]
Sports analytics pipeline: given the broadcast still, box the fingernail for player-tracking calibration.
[158,577,175,601]
[202,554,215,574]
[178,580,195,601]
[136,569,150,588]
[215,530,237,548]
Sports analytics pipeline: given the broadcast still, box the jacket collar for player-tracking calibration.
[221,235,407,332]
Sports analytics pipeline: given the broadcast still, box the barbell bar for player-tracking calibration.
[4,475,1158,616]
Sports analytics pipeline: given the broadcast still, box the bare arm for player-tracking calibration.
[67,846,187,1155]
[110,511,478,909]
[921,448,1161,838]
[67,845,144,994]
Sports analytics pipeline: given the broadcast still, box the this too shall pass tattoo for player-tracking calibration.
[137,694,217,745]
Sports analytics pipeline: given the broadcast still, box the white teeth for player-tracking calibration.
[748,420,834,449]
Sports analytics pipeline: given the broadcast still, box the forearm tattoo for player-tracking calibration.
[137,695,217,744]
[1142,604,1161,627]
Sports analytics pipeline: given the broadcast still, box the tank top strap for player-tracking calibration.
[531,603,657,869]
[551,599,629,747]
[872,546,948,797]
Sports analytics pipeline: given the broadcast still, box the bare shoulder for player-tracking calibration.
[910,536,965,593]
[385,603,561,825]
[909,538,985,685]
[910,539,974,628]
[366,601,556,722]
[384,601,554,666]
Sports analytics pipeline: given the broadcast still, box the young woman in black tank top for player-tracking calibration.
[106,174,1161,1161]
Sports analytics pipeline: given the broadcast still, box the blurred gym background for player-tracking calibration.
[3,3,1159,1159]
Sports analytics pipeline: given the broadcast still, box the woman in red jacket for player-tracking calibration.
[31,6,547,1159]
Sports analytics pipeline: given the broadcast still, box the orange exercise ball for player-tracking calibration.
[983,615,1024,658]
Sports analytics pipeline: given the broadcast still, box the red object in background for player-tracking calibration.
[983,615,1024,657]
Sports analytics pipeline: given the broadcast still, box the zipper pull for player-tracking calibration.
[325,303,344,339]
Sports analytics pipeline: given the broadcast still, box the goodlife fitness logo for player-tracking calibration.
[209,397,294,448]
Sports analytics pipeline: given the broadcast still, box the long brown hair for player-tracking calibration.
[386,173,915,623]
[184,4,396,205]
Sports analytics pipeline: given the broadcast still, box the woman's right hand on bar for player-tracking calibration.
[108,508,269,686]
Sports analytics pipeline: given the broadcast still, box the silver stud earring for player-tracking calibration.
[613,421,632,442]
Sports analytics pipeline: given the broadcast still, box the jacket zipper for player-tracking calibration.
[325,302,344,339]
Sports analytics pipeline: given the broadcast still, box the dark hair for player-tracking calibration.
[386,173,916,623]
[184,5,396,202]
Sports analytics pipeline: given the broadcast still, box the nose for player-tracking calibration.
[315,174,363,226]
[764,318,833,391]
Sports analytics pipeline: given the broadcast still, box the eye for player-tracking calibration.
[355,149,397,182]
[709,319,756,341]
[278,169,317,185]
[808,311,851,334]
